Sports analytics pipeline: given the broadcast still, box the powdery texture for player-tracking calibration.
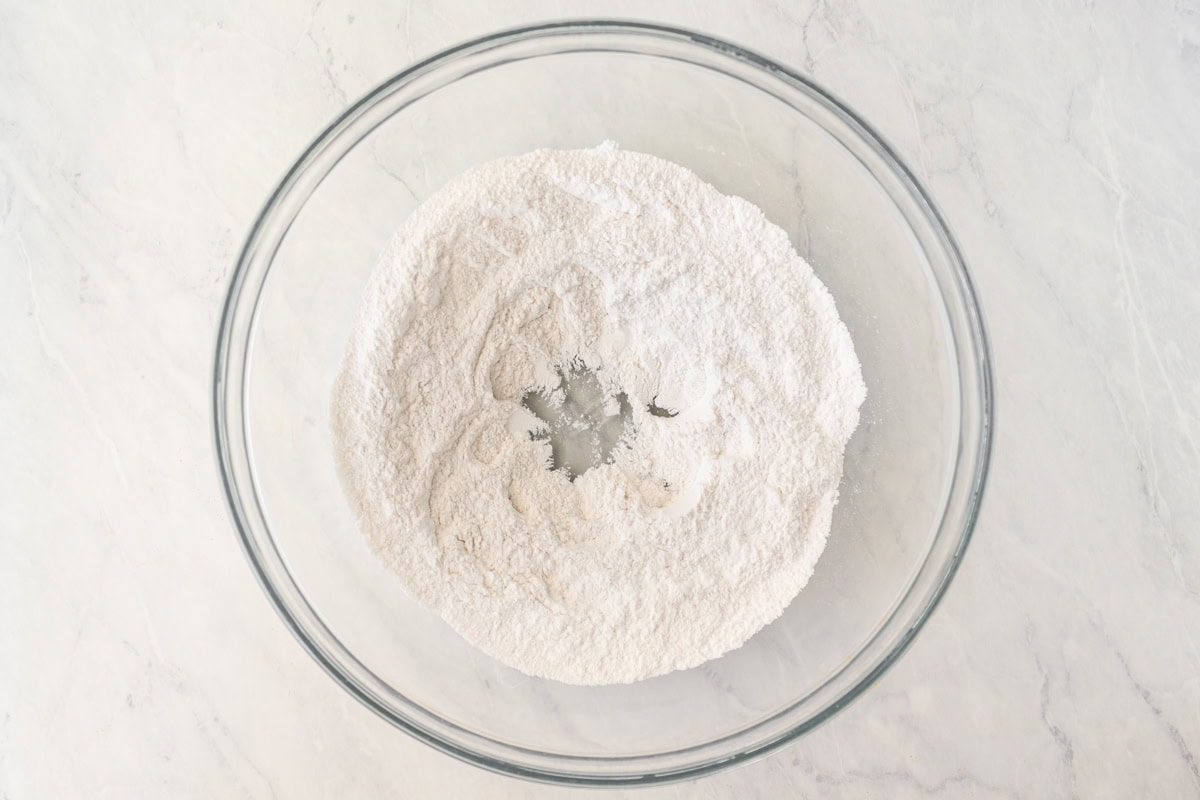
[332,143,866,685]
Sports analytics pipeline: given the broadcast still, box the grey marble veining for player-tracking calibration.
[3,0,1198,797]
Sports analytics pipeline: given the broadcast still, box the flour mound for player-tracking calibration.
[332,142,865,685]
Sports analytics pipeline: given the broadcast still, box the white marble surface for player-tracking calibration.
[3,0,1199,796]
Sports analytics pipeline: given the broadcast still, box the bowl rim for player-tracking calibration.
[213,19,994,786]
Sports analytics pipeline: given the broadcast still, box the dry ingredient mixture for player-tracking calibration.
[332,142,866,685]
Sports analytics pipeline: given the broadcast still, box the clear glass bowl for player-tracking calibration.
[214,21,993,786]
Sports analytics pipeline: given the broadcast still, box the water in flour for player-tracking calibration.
[332,142,866,685]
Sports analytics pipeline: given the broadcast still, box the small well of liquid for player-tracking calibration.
[520,359,633,481]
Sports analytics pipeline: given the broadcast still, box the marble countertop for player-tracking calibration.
[4,1,1199,796]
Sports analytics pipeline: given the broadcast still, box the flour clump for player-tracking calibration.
[332,142,866,685]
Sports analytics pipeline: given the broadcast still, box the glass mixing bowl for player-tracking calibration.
[214,21,993,785]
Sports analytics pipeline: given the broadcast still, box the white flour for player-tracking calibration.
[332,142,865,685]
